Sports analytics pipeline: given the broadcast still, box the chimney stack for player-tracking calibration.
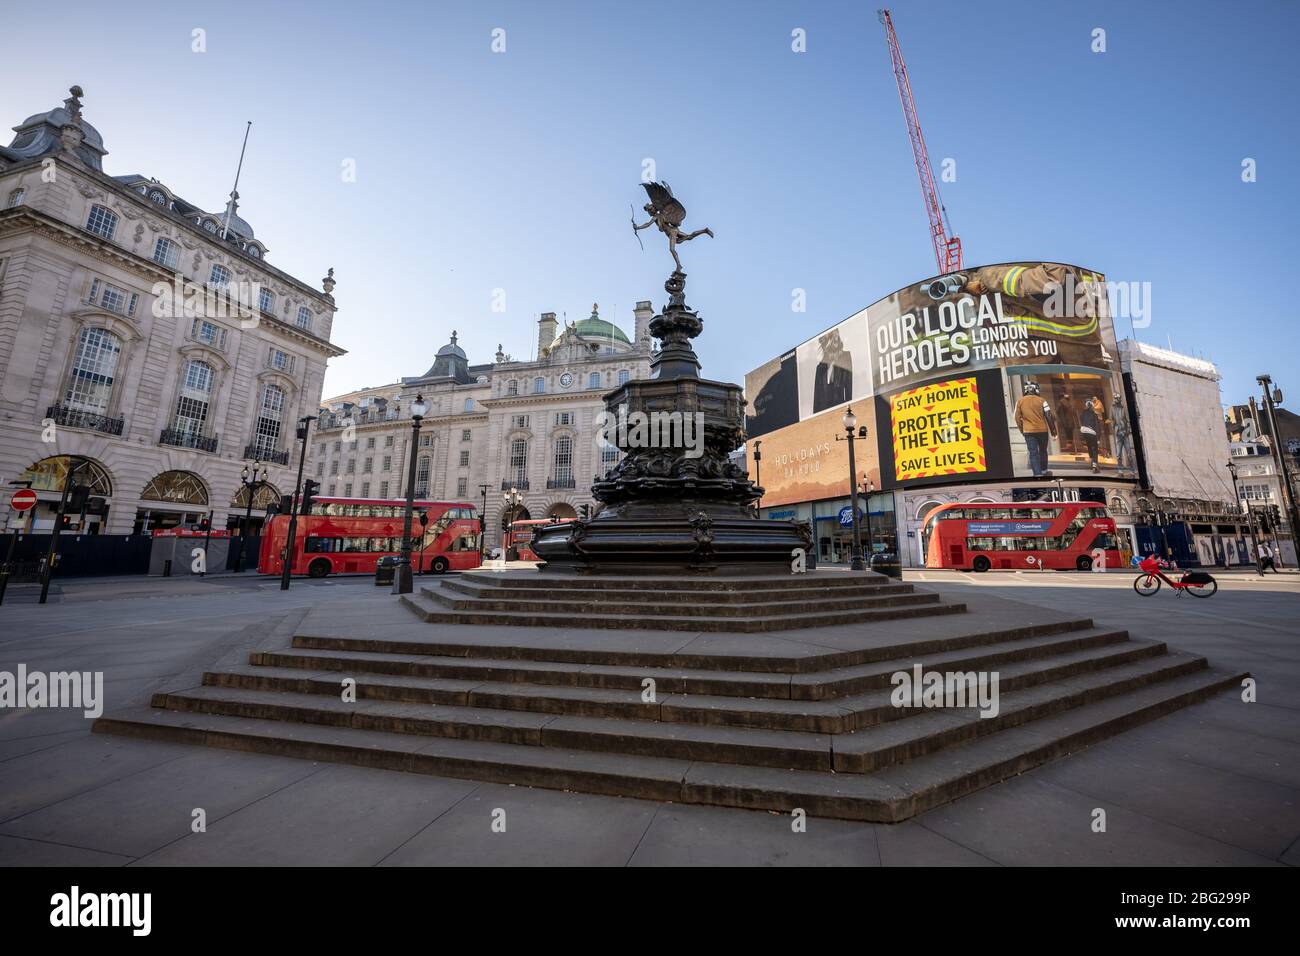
[537,312,557,357]
[633,300,653,349]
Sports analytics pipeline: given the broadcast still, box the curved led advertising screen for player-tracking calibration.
[745,261,1139,505]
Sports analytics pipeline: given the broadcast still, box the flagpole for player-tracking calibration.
[221,121,252,240]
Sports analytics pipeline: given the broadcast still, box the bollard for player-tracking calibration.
[163,558,172,577]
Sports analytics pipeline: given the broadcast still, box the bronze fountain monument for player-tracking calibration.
[533,182,813,572]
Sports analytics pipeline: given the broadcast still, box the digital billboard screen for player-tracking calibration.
[745,261,1139,493]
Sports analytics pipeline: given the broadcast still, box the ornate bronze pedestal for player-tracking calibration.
[534,272,812,573]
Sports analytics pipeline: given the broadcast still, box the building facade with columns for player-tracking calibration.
[316,304,653,551]
[0,87,344,535]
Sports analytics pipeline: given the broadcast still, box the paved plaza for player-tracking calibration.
[1,569,1296,866]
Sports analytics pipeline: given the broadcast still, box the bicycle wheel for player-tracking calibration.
[1185,577,1217,598]
[1133,574,1160,596]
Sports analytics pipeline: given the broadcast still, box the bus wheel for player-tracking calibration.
[307,559,330,579]
[431,556,449,574]
[972,556,990,573]
[1076,555,1093,572]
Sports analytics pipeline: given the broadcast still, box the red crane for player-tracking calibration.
[878,8,963,275]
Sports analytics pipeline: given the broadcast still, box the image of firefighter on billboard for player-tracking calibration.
[1005,366,1137,479]
[870,261,1117,394]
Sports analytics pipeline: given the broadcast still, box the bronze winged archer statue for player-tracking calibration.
[632,181,714,273]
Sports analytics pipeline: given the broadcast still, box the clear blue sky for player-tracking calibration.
[5,0,1297,408]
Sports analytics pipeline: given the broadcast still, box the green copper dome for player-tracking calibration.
[550,305,631,348]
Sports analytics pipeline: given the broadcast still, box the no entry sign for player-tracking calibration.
[10,489,37,512]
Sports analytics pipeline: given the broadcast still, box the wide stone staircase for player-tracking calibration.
[94,571,1244,821]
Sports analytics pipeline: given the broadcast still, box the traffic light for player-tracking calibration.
[58,514,73,531]
[579,504,591,519]
[1258,509,1273,534]
[198,517,210,532]
[300,479,320,515]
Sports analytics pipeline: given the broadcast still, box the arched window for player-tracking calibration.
[589,371,601,389]
[618,369,630,385]
[600,440,620,469]
[415,457,431,497]
[534,376,545,394]
[1109,496,1131,515]
[148,189,168,206]
[7,187,24,208]
[64,327,122,414]
[141,470,208,505]
[173,360,214,436]
[464,398,474,412]
[202,219,219,234]
[153,236,180,268]
[209,264,230,287]
[506,379,519,396]
[19,456,113,496]
[915,500,946,523]
[296,306,313,331]
[258,288,275,313]
[231,481,281,509]
[509,439,528,485]
[252,384,284,457]
[85,204,118,239]
[553,436,573,484]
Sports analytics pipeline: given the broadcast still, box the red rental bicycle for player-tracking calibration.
[1133,555,1217,598]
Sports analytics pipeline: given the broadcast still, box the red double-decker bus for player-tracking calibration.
[258,497,481,578]
[922,501,1121,572]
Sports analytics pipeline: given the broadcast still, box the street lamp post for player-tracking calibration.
[279,415,317,591]
[478,483,489,562]
[1227,460,1263,576]
[235,462,267,573]
[752,440,763,516]
[502,487,523,560]
[393,394,429,595]
[861,474,875,562]
[834,407,867,571]
[39,457,85,604]
[1258,374,1299,566]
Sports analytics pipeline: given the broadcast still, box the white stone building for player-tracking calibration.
[0,87,344,535]
[316,305,653,550]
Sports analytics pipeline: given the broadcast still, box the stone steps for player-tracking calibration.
[89,570,1246,821]
[170,650,1202,772]
[216,636,1174,735]
[438,577,908,605]
[249,624,1132,701]
[94,666,1244,822]
[398,589,967,632]
[289,616,1100,673]
[423,583,938,617]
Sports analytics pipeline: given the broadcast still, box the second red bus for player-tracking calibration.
[258,497,481,577]
[922,501,1121,572]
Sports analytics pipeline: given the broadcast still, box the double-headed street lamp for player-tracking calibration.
[861,474,875,562]
[235,461,268,573]
[502,486,523,560]
[393,394,430,595]
[279,414,317,591]
[752,439,763,515]
[834,406,868,571]
[478,483,490,562]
